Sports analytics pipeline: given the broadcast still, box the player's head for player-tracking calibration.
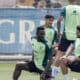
[36,27,45,41]
[76,25,80,38]
[45,14,54,27]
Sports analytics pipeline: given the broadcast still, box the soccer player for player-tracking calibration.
[60,25,80,78]
[13,27,53,80]
[41,14,59,57]
[42,15,58,47]
[40,15,59,79]
[54,0,80,80]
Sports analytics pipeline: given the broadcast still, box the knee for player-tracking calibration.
[15,63,21,70]
[15,62,24,69]
[55,57,60,65]
[59,60,66,66]
[59,58,67,67]
[55,52,64,64]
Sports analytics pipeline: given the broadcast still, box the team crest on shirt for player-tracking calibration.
[73,10,76,13]
[72,10,78,15]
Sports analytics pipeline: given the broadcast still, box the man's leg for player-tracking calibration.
[67,56,80,72]
[53,38,74,80]
[52,38,68,78]
[13,61,29,80]
[52,50,64,78]
[60,56,77,80]
[60,58,69,80]
[54,50,64,67]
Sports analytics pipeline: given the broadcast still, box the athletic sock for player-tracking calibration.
[63,74,69,80]
[52,66,60,78]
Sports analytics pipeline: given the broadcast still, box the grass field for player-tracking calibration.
[0,62,80,80]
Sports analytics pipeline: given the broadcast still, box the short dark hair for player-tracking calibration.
[77,25,80,31]
[45,14,54,19]
[36,27,44,34]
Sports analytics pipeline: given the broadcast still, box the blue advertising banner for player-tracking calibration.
[0,8,62,54]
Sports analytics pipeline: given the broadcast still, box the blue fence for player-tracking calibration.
[0,8,62,54]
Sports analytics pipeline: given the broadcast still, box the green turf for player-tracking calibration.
[0,63,80,80]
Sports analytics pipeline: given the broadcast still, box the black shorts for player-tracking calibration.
[27,61,52,78]
[58,38,74,52]
[67,61,80,72]
[27,61,43,74]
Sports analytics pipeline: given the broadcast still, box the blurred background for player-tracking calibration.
[0,0,79,8]
[0,0,80,58]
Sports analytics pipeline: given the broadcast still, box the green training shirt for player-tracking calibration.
[74,38,80,57]
[41,25,58,48]
[44,27,58,48]
[61,5,80,40]
[31,38,50,70]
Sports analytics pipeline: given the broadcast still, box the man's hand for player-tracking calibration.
[60,55,68,64]
[52,43,59,48]
[40,73,45,80]
[60,56,78,64]
[58,32,62,38]
[52,43,59,52]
